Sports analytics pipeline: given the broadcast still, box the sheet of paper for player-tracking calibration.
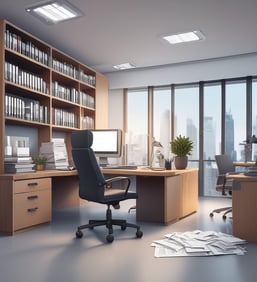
[152,230,247,258]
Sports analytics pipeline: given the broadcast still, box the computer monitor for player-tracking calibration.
[91,129,123,166]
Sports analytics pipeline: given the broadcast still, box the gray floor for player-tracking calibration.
[1,197,257,282]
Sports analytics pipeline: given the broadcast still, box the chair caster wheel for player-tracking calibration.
[76,230,83,238]
[121,225,126,231]
[209,213,214,217]
[136,230,143,238]
[222,215,227,220]
[106,234,114,243]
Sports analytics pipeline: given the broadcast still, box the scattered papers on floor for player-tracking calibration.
[151,230,247,257]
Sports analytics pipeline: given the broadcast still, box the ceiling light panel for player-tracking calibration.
[113,63,136,70]
[26,0,83,24]
[163,30,205,45]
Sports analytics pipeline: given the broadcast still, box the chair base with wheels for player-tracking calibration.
[128,205,136,213]
[210,155,235,220]
[209,206,232,220]
[75,203,143,243]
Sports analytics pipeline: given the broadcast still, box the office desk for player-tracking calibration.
[103,167,198,225]
[227,173,257,242]
[0,167,198,234]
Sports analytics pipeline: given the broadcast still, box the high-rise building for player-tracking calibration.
[225,112,236,160]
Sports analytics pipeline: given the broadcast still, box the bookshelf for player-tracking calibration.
[0,19,108,234]
[0,19,108,174]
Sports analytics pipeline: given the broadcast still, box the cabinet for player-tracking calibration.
[0,176,51,234]
[135,169,198,224]
[0,19,108,174]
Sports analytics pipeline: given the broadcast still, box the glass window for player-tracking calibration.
[124,76,254,196]
[126,89,148,165]
[252,78,257,160]
[225,80,246,161]
[203,83,222,196]
[174,84,199,161]
[203,83,222,160]
[153,87,171,159]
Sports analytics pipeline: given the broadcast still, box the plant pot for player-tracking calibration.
[35,164,45,171]
[174,156,188,169]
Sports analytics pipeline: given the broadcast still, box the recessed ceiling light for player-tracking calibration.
[25,0,84,25]
[163,30,205,45]
[113,63,136,70]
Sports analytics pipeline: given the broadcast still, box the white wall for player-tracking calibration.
[106,53,257,128]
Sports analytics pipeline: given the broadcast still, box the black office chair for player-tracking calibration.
[209,154,235,220]
[71,130,143,243]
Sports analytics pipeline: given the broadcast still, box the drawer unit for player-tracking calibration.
[14,184,51,231]
[13,178,52,232]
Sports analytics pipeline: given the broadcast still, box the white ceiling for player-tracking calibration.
[1,0,257,74]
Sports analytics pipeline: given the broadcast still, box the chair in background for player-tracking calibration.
[209,154,235,220]
[71,130,143,243]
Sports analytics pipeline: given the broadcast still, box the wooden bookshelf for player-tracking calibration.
[0,19,108,173]
[0,19,108,234]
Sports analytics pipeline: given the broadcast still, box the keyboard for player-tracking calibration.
[104,165,138,170]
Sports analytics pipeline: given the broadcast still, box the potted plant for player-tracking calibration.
[33,155,47,171]
[170,135,193,169]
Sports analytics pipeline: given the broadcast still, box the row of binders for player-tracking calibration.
[5,93,48,123]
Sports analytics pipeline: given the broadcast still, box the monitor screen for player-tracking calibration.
[91,129,122,166]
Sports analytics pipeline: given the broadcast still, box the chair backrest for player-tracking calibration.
[215,154,235,175]
[71,130,106,202]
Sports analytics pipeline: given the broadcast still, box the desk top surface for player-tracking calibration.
[0,169,78,180]
[102,167,198,176]
[227,172,257,181]
[0,167,198,180]
[234,161,256,167]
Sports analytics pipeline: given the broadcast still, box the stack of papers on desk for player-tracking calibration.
[39,140,69,170]
[151,230,247,257]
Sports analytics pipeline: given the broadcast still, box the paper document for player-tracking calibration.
[152,230,247,258]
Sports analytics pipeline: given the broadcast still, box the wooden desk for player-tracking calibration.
[0,167,198,234]
[103,167,199,225]
[227,173,257,242]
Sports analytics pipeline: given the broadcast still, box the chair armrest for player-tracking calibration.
[105,176,131,195]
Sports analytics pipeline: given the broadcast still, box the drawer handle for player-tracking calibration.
[27,182,38,187]
[27,207,38,212]
[27,195,38,200]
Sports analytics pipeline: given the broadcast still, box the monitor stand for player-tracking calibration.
[98,157,109,167]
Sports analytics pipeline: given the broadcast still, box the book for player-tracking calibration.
[4,156,32,163]
[4,167,35,173]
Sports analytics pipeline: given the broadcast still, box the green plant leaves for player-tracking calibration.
[170,135,193,157]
